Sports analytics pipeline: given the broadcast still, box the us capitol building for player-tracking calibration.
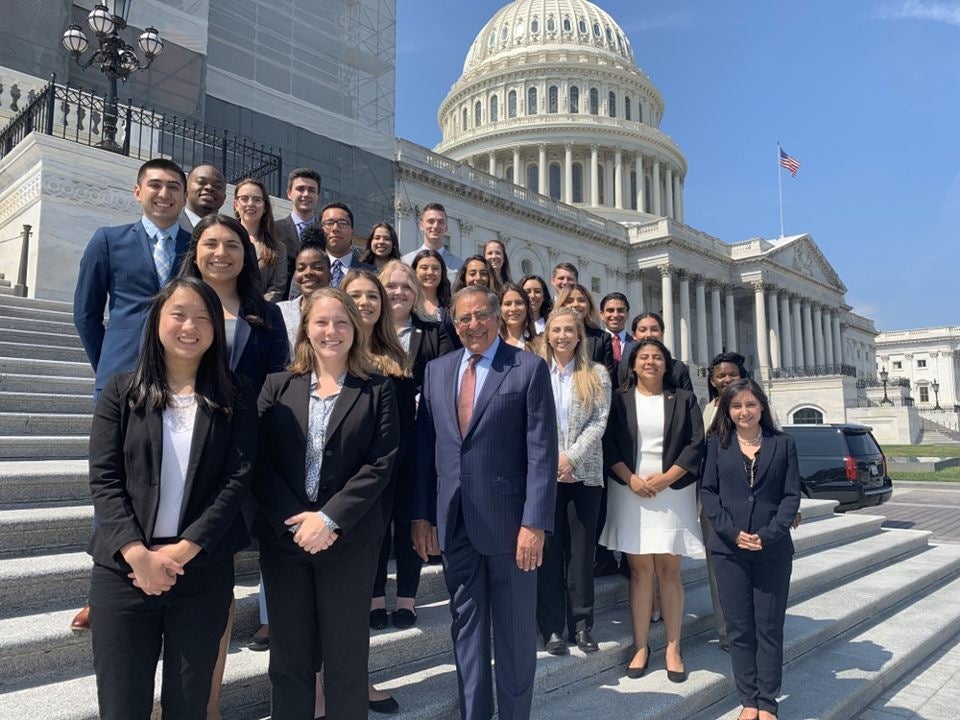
[394,0,880,427]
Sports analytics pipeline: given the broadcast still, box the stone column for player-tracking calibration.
[753,281,770,370]
[614,149,624,209]
[695,277,708,365]
[488,152,496,175]
[710,284,723,357]
[651,160,662,216]
[725,285,738,352]
[604,156,614,207]
[675,175,684,222]
[832,314,844,365]
[767,288,781,370]
[779,293,794,369]
[813,304,826,368]
[823,310,834,367]
[802,301,815,369]
[664,166,674,218]
[792,296,804,370]
[635,272,645,314]
[678,272,691,362]
[538,144,547,196]
[635,154,645,212]
[660,265,675,354]
[590,144,599,207]
[564,144,573,204]
[513,147,523,187]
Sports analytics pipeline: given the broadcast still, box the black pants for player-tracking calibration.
[699,509,728,646]
[594,482,614,566]
[714,551,792,715]
[261,536,381,720]
[373,497,424,599]
[89,560,233,720]
[537,482,602,638]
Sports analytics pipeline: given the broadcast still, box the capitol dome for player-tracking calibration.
[434,0,687,224]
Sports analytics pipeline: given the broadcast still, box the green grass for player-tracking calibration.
[890,467,960,482]
[882,444,960,458]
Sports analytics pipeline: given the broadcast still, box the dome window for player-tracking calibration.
[462,107,468,132]
[521,258,533,276]
[569,85,579,113]
[605,26,613,44]
[608,91,617,118]
[625,96,632,121]
[500,24,509,41]
[578,18,587,34]
[487,31,495,48]
[490,94,499,122]
[547,16,556,33]
[531,18,539,34]
[549,163,562,200]
[589,87,599,115]
[548,85,558,113]
[527,86,538,115]
[593,22,601,38]
[572,163,583,203]
[475,101,482,127]
[563,17,572,33]
[515,20,525,38]
[508,90,517,118]
[527,164,539,193]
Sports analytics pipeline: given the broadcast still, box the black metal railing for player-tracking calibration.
[856,376,911,389]
[0,75,283,196]
[767,364,859,379]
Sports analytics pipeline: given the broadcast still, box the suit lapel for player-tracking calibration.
[324,374,363,450]
[143,406,164,538]
[623,389,639,466]
[230,316,252,371]
[464,343,514,439]
[177,402,213,530]
[448,349,466,434]
[408,324,424,366]
[133,223,160,290]
[753,433,776,487]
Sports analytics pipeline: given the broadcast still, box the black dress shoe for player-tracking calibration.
[245,634,270,652]
[625,645,649,679]
[544,632,569,656]
[369,696,400,714]
[392,608,417,629]
[666,651,687,683]
[369,608,389,630]
[573,629,599,653]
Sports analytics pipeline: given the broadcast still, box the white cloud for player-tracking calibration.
[874,0,960,27]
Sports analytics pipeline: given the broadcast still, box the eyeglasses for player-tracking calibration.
[321,219,352,229]
[236,195,264,205]
[454,311,494,327]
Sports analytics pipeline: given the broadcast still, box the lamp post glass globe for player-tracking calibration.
[138,27,163,58]
[62,25,89,55]
[120,48,140,74]
[87,5,115,36]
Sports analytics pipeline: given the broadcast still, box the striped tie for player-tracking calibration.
[153,232,174,285]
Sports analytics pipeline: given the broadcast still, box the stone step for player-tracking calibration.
[0,373,94,395]
[535,542,960,720]
[0,412,92,436]
[0,314,78,335]
[0,508,913,696]
[0,460,89,506]
[0,505,93,557]
[0,303,75,323]
[0,391,93,413]
[0,341,88,363]
[0,328,83,349]
[0,295,74,314]
[0,436,90,460]
[0,356,94,380]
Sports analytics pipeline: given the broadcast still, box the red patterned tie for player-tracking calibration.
[612,333,622,363]
[458,354,482,436]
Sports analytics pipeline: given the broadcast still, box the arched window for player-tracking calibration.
[500,24,509,41]
[548,85,558,113]
[592,22,601,38]
[589,88,599,115]
[637,101,643,124]
[527,164,539,193]
[563,16,572,33]
[630,171,638,210]
[474,100,482,127]
[608,91,617,117]
[490,94,498,122]
[792,407,825,424]
[462,107,467,131]
[547,17,556,33]
[527,86,538,115]
[569,85,579,113]
[578,17,587,34]
[487,31,495,48]
[605,27,613,44]
[549,162,562,200]
[521,258,533,275]
[625,96,632,121]
[531,18,539,34]
[506,166,514,184]
[508,90,517,118]
[572,163,583,203]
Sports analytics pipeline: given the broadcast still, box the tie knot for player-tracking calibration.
[468,353,482,368]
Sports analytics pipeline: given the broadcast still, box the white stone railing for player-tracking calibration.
[0,69,49,126]
[627,216,731,256]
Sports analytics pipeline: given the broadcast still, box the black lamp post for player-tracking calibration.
[61,2,163,152]
[932,378,942,410]
[879,366,892,406]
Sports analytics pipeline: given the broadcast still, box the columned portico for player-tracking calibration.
[660,265,675,354]
[780,292,794,369]
[753,282,770,370]
[678,272,691,362]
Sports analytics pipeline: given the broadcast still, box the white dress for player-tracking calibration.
[600,391,704,558]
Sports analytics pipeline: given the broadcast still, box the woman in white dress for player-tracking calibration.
[601,338,705,682]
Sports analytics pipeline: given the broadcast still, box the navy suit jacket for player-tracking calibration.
[229,303,290,393]
[700,432,802,559]
[73,222,191,393]
[412,342,558,556]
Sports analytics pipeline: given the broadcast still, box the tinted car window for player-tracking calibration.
[786,429,846,455]
[845,432,882,457]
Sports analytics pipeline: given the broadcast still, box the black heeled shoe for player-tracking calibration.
[625,645,650,679]
[666,650,687,683]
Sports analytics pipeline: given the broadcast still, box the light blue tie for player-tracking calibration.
[153,232,174,285]
[331,259,344,288]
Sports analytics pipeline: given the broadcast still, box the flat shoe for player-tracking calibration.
[666,650,686,683]
[245,634,270,651]
[369,696,400,713]
[392,608,417,628]
[369,608,389,630]
[625,645,649,679]
[69,605,90,631]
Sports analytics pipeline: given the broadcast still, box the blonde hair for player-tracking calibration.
[555,284,602,330]
[288,288,373,379]
[341,270,411,379]
[539,307,605,410]
[378,259,426,319]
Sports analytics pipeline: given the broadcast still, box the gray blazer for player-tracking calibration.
[556,363,611,487]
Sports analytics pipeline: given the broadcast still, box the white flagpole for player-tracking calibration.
[777,141,785,238]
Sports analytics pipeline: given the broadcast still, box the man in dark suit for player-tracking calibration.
[274,167,322,296]
[601,291,632,367]
[178,164,226,232]
[319,201,376,287]
[616,311,694,392]
[412,286,558,720]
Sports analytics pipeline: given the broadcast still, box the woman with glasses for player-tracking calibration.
[233,178,287,303]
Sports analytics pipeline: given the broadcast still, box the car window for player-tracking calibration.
[784,429,846,455]
[844,432,882,457]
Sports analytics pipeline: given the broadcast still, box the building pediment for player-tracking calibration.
[759,235,846,293]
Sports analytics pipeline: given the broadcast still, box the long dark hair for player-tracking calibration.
[707,351,750,401]
[713,378,780,447]
[127,277,235,415]
[359,221,401,266]
[233,177,280,267]
[624,337,676,392]
[483,238,512,285]
[499,282,537,341]
[412,249,452,307]
[179,214,270,329]
[453,255,501,295]
[519,274,553,321]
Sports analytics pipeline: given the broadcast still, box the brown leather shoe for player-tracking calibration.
[70,605,90,631]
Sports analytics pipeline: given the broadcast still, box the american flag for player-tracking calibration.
[779,147,801,177]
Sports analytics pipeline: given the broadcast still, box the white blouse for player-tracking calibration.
[154,394,198,538]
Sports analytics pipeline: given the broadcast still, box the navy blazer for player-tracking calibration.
[408,313,455,395]
[603,386,704,490]
[700,433,802,558]
[412,342,559,556]
[229,303,290,393]
[73,222,191,393]
[87,373,257,571]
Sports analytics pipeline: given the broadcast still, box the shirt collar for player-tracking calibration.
[550,359,575,378]
[141,215,181,240]
[183,207,203,228]
[291,210,315,226]
[329,249,354,266]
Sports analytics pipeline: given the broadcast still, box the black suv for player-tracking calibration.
[781,424,893,511]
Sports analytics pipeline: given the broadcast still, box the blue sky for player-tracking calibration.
[395,0,960,331]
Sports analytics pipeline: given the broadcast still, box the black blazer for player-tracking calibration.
[585,325,616,382]
[700,433,802,558]
[274,215,316,298]
[87,373,257,570]
[408,313,455,394]
[617,354,694,394]
[253,371,399,549]
[603,386,704,490]
[230,303,290,393]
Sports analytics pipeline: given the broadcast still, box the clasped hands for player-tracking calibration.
[557,453,577,483]
[627,472,667,497]
[412,521,545,572]
[736,531,763,551]
[285,512,339,554]
[123,539,200,596]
